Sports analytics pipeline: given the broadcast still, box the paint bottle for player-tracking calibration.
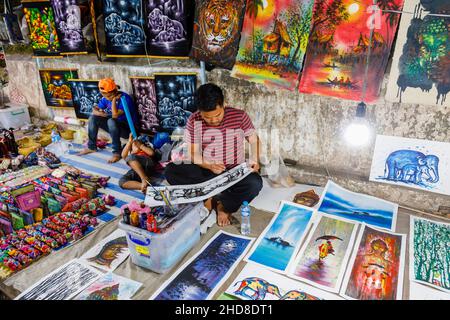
[139,213,147,230]
[130,211,140,227]
[122,207,131,225]
[146,214,157,233]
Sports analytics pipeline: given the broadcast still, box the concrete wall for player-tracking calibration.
[4,54,450,217]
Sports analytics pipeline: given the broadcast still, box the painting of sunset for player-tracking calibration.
[299,0,404,102]
[231,0,314,90]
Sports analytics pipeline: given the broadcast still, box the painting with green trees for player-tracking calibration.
[231,0,314,91]
[410,217,450,292]
[386,0,449,107]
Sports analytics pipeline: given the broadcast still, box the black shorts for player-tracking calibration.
[119,154,155,186]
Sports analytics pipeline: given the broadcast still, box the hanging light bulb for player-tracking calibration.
[344,102,372,147]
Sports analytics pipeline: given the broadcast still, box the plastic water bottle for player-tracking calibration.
[241,201,251,235]
[51,129,61,143]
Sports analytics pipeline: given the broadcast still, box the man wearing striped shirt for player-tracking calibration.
[164,83,263,227]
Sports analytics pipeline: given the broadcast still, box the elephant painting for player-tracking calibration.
[233,277,281,300]
[384,150,439,185]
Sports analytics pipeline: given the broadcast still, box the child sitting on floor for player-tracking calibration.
[119,134,155,193]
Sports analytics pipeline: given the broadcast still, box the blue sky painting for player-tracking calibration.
[150,231,253,300]
[317,181,398,231]
[245,201,314,273]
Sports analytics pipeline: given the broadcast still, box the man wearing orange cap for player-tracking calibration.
[78,78,138,163]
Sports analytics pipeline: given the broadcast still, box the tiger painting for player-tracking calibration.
[191,0,246,70]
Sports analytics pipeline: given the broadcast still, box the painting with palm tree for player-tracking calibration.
[299,0,404,103]
[232,0,314,90]
[386,0,450,107]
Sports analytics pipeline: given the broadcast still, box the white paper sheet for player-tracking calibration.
[145,163,251,206]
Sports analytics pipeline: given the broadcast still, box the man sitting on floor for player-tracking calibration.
[164,83,263,227]
[119,134,156,193]
[78,78,137,163]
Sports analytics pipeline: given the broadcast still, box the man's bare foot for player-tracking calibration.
[78,149,96,156]
[216,202,231,227]
[108,154,121,163]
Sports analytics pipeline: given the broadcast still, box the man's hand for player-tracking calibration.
[93,107,107,117]
[141,179,149,194]
[128,133,133,143]
[208,163,226,175]
[112,93,122,102]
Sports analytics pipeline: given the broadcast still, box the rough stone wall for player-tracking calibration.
[4,54,450,216]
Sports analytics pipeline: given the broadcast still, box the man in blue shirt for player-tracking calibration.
[78,78,138,163]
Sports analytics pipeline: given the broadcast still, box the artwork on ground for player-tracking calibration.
[244,201,314,273]
[2,13,24,42]
[130,77,159,133]
[369,135,450,196]
[410,217,449,293]
[150,231,254,300]
[386,0,450,106]
[154,73,196,131]
[341,224,406,300]
[299,0,404,102]
[287,213,358,293]
[69,80,102,120]
[50,0,87,53]
[232,0,314,90]
[102,0,146,56]
[144,0,194,57]
[39,69,78,108]
[79,229,129,272]
[22,0,61,56]
[15,259,102,300]
[145,163,251,206]
[190,0,247,70]
[317,180,398,231]
[76,272,142,300]
[226,263,343,300]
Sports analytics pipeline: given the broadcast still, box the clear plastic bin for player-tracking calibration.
[118,202,202,274]
[0,103,31,129]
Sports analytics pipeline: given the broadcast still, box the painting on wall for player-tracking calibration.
[79,229,129,272]
[15,259,102,300]
[102,0,146,56]
[76,272,142,300]
[287,213,358,293]
[39,69,78,108]
[69,79,102,119]
[190,0,247,70]
[130,77,159,133]
[144,0,194,57]
[154,73,196,131]
[50,0,87,54]
[410,217,449,293]
[2,13,24,43]
[244,201,314,273]
[386,0,450,106]
[225,263,343,300]
[150,231,254,300]
[369,135,450,196]
[231,0,314,90]
[22,0,61,56]
[317,181,398,231]
[341,225,406,300]
[299,0,404,102]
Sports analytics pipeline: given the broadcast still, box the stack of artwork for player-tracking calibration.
[39,69,78,108]
[130,77,159,133]
[69,79,102,119]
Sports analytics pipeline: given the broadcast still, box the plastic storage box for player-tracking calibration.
[118,202,202,274]
[0,103,31,129]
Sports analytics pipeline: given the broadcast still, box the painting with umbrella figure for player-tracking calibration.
[150,231,253,300]
[298,0,404,102]
[245,201,314,273]
[287,213,358,293]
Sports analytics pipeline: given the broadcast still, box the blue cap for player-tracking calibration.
[243,201,249,206]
